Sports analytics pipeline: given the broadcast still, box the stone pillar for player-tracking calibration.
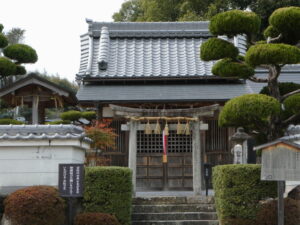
[128,120,138,196]
[32,96,39,124]
[192,120,202,195]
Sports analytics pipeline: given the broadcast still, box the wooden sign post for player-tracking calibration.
[254,140,300,225]
[58,164,84,225]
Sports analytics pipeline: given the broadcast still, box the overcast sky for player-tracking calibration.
[0,0,125,81]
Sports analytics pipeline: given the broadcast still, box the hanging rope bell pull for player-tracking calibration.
[154,120,161,134]
[184,120,190,135]
[145,120,152,135]
[164,121,169,136]
[177,120,183,135]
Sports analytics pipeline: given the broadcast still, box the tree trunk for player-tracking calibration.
[267,65,282,141]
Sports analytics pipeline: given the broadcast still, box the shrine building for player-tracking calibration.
[76,21,300,195]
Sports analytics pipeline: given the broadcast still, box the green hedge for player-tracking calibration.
[0,118,23,125]
[83,167,132,225]
[213,164,277,225]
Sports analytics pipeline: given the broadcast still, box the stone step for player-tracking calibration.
[132,212,218,221]
[132,220,219,225]
[133,204,216,213]
[133,196,214,205]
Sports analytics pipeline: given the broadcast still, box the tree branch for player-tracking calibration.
[267,34,283,43]
[248,76,268,83]
[283,113,300,125]
[281,89,300,101]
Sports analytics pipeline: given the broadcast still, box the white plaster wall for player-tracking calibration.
[0,142,86,195]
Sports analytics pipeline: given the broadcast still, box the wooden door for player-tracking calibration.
[136,130,193,191]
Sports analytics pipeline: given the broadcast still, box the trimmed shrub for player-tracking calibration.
[3,44,38,64]
[219,94,281,129]
[212,58,254,79]
[260,82,300,96]
[213,165,277,225]
[200,38,239,61]
[0,57,16,77]
[83,167,132,225]
[245,43,300,67]
[0,118,23,125]
[283,93,300,116]
[61,110,82,121]
[256,198,300,225]
[15,65,26,75]
[4,186,65,225]
[81,111,96,121]
[209,10,261,36]
[269,7,300,43]
[75,212,121,225]
[47,120,71,125]
[0,34,8,48]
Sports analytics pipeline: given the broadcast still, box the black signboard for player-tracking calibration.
[58,164,84,197]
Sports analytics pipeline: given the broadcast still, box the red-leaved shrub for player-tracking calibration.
[75,212,120,225]
[4,186,65,225]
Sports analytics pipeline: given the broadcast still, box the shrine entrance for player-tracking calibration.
[136,129,193,191]
[110,104,219,196]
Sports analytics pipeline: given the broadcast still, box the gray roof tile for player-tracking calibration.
[0,125,90,142]
[78,21,246,79]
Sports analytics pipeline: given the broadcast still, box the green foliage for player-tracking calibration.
[260,82,300,96]
[15,65,26,75]
[0,57,16,77]
[245,43,300,67]
[0,118,23,125]
[4,186,65,225]
[209,10,261,36]
[212,58,254,79]
[60,110,81,122]
[37,72,78,94]
[283,94,300,116]
[269,7,300,44]
[5,28,25,44]
[3,44,38,64]
[219,94,281,129]
[213,164,277,224]
[263,25,280,39]
[81,111,96,121]
[47,120,71,125]
[256,198,300,225]
[75,212,121,225]
[113,0,143,22]
[83,167,132,225]
[0,24,3,33]
[0,34,8,48]
[200,38,239,61]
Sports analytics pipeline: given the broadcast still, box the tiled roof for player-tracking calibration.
[0,125,90,142]
[78,21,245,79]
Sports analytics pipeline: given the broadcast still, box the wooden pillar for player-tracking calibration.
[192,120,202,195]
[96,104,103,120]
[128,120,138,196]
[32,96,39,124]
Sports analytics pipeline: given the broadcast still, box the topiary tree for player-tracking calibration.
[200,7,300,141]
[0,24,37,86]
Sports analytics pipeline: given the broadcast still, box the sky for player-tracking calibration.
[0,0,125,82]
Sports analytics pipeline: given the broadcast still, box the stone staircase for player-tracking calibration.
[132,196,219,225]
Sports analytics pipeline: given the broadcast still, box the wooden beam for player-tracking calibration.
[121,123,208,131]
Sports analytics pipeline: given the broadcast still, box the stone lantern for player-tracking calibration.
[230,127,251,164]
